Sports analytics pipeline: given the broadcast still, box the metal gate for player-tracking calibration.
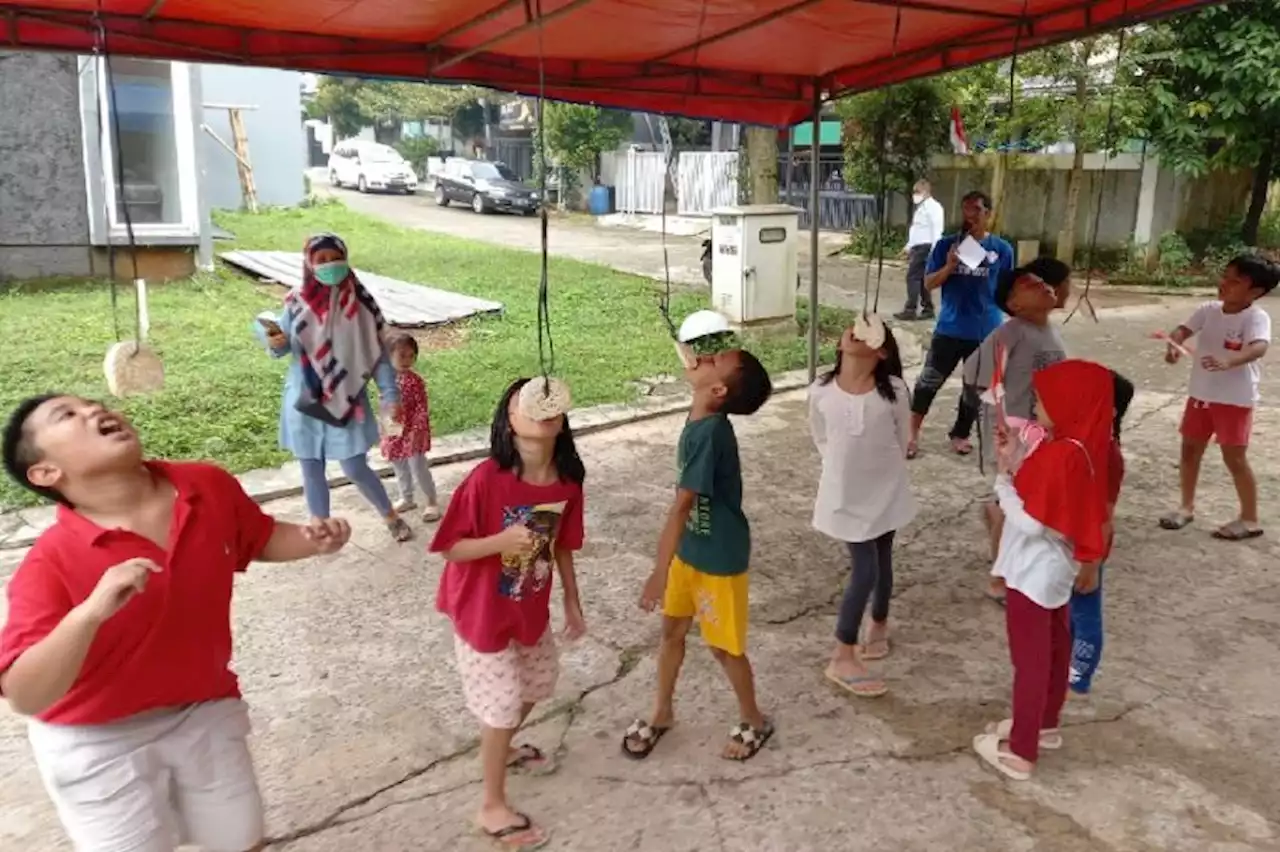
[611,149,666,214]
[677,151,739,214]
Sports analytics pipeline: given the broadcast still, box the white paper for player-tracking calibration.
[956,235,987,270]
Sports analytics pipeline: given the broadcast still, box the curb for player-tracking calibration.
[0,368,817,553]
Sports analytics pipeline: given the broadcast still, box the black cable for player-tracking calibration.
[533,0,554,380]
[90,19,121,343]
[869,0,905,316]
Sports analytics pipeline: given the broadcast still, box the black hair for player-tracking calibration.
[994,266,1029,315]
[1025,256,1071,288]
[721,350,773,416]
[489,378,586,485]
[2,393,71,507]
[1227,253,1280,295]
[386,332,419,358]
[961,190,992,211]
[819,324,905,403]
[1111,370,1134,443]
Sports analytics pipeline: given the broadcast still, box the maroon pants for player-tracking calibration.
[1005,588,1071,762]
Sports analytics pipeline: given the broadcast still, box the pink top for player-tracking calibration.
[381,370,431,460]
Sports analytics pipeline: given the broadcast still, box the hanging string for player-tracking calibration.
[94,14,143,355]
[1065,19,1129,325]
[533,0,555,379]
[867,0,905,316]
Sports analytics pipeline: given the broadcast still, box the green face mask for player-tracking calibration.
[689,331,740,356]
[313,261,349,286]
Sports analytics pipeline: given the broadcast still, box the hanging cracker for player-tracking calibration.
[104,341,165,397]
[518,376,572,421]
[853,312,886,350]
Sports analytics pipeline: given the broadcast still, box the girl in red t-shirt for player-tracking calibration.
[381,333,439,521]
[430,377,586,849]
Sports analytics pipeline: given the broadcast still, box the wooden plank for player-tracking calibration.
[227,109,259,214]
[219,250,504,328]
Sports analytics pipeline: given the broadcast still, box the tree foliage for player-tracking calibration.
[307,76,492,142]
[834,78,952,195]
[537,103,632,179]
[1136,0,1280,241]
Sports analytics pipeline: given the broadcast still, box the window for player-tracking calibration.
[759,226,787,244]
[93,58,198,237]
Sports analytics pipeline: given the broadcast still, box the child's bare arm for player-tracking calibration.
[1225,339,1268,368]
[640,489,695,611]
[555,547,582,611]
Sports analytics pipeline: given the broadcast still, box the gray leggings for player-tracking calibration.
[835,530,895,646]
[390,454,438,505]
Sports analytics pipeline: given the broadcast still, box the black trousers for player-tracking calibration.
[903,244,935,314]
[835,531,895,646]
[910,333,979,440]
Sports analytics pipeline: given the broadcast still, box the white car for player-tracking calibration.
[328,140,418,194]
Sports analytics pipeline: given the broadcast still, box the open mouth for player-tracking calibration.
[95,414,130,439]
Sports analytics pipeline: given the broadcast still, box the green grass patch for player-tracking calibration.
[0,205,851,510]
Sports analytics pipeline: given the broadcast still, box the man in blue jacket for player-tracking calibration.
[906,190,1014,459]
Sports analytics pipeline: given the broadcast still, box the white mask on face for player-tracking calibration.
[912,192,925,205]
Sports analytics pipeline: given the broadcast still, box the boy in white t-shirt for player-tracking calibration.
[1159,254,1278,540]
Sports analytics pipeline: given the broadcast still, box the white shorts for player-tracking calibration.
[454,631,559,729]
[27,699,263,852]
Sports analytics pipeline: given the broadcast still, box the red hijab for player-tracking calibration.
[1013,360,1113,563]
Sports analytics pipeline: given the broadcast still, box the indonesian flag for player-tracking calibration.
[981,339,1008,426]
[950,106,969,155]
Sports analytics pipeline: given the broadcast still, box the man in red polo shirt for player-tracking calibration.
[0,394,352,852]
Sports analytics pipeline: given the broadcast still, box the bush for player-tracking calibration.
[1155,231,1195,273]
[1258,210,1280,250]
[845,222,907,259]
[395,136,439,173]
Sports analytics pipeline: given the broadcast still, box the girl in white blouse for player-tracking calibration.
[810,316,917,698]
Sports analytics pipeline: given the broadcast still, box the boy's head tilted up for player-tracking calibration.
[2,394,144,508]
[995,265,1059,322]
[687,348,773,416]
[1221,253,1280,308]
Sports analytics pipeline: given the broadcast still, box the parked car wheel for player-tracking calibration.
[403,187,415,195]
[471,193,487,214]
[329,170,341,188]
[357,175,368,193]
[435,186,449,207]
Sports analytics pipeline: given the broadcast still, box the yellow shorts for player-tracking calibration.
[662,555,749,656]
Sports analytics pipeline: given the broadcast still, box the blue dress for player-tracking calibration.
[255,309,400,462]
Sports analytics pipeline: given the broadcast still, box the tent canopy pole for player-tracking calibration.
[807,83,821,383]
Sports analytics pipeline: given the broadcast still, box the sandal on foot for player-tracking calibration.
[986,718,1063,750]
[479,813,549,851]
[386,517,414,542]
[951,437,974,456]
[507,744,557,776]
[393,499,417,513]
[621,719,670,760]
[825,669,888,698]
[862,638,891,661]
[1212,520,1264,541]
[1158,510,1194,530]
[906,439,920,460]
[724,718,775,762]
[972,733,1031,781]
[422,506,442,523]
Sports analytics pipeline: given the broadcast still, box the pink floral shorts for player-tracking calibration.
[454,630,559,729]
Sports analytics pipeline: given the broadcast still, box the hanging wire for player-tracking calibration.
[93,13,144,355]
[532,0,555,379]
[867,0,906,316]
[657,0,711,341]
[1065,18,1129,325]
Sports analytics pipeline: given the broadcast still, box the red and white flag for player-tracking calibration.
[950,106,969,155]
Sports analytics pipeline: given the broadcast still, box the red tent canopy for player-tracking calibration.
[0,0,1214,124]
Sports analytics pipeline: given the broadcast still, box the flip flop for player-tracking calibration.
[621,719,670,760]
[1212,520,1264,541]
[951,438,974,456]
[861,637,891,661]
[986,718,1063,750]
[478,813,550,851]
[906,439,919,460]
[506,744,557,776]
[972,732,1031,781]
[386,516,414,542]
[825,669,888,698]
[724,718,775,762]
[1158,510,1194,530]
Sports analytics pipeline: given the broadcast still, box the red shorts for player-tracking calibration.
[1179,398,1253,447]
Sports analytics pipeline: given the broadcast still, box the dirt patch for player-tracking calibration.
[402,324,467,352]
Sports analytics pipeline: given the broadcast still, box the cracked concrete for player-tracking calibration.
[2,292,1279,851]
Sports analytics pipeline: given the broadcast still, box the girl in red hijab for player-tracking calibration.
[973,359,1113,780]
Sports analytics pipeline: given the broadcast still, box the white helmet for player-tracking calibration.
[678,309,732,343]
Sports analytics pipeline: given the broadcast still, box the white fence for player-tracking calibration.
[601,149,666,214]
[677,151,739,215]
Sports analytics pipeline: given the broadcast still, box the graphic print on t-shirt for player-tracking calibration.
[498,500,567,601]
[1224,327,1244,352]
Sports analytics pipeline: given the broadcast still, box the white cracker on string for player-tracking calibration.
[104,341,165,397]
[854,312,886,349]
[518,376,573,421]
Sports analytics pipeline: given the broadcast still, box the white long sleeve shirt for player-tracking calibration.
[809,377,917,543]
[906,196,945,251]
[991,474,1077,609]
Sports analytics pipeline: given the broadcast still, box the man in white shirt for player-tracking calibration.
[896,179,945,321]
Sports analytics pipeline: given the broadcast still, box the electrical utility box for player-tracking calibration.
[710,204,800,326]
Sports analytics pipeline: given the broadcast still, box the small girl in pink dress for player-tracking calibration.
[382,333,440,521]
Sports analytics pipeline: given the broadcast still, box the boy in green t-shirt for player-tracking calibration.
[623,348,774,762]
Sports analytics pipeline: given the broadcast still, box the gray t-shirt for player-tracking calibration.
[963,318,1066,471]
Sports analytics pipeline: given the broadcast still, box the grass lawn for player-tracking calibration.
[0,204,851,511]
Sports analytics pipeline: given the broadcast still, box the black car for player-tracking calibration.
[433,158,539,215]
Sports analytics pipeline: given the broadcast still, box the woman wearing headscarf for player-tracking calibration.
[256,233,412,542]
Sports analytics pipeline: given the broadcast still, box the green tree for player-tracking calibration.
[1137,0,1280,244]
[537,103,632,181]
[835,78,951,197]
[307,77,497,147]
